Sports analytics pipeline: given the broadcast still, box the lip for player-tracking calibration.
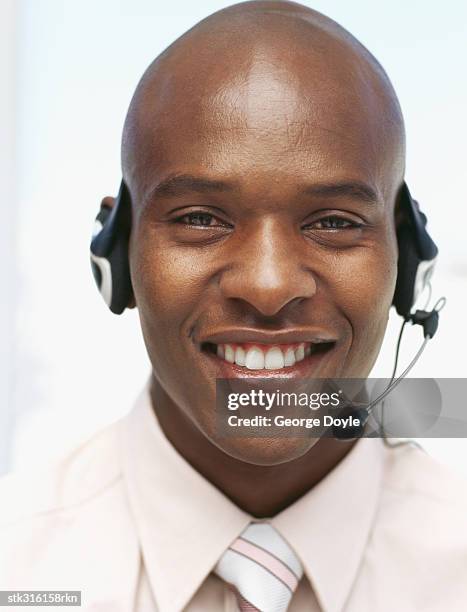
[196,327,338,346]
[202,343,336,379]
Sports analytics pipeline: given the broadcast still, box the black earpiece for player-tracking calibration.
[90,182,133,314]
[392,183,438,319]
[90,181,438,318]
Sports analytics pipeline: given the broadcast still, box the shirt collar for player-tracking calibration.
[119,381,386,612]
[119,382,251,612]
[271,436,386,612]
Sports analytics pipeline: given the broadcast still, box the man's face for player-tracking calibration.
[128,39,401,465]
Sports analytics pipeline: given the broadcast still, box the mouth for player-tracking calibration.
[200,340,336,376]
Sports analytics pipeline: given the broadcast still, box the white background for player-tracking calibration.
[1,0,466,476]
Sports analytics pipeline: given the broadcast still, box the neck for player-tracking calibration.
[150,377,357,518]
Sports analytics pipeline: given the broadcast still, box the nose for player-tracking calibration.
[218,218,317,317]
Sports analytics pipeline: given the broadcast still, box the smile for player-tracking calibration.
[202,341,334,371]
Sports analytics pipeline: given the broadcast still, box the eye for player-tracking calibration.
[173,211,231,228]
[303,216,363,231]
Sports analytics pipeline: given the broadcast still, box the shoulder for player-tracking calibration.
[0,419,139,590]
[382,442,467,514]
[350,443,467,609]
[375,442,467,561]
[0,420,122,524]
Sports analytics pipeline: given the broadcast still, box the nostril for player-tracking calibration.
[218,273,317,318]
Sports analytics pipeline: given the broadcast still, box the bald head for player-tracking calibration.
[122,0,405,204]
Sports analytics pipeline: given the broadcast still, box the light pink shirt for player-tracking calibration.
[1,383,467,611]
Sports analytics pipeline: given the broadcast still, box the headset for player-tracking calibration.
[90,180,442,438]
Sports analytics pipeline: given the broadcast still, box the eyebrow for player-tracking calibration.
[300,181,380,205]
[145,174,380,206]
[146,174,236,201]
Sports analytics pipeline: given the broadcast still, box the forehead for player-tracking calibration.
[130,25,402,198]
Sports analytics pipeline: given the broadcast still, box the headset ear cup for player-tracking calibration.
[392,184,438,319]
[90,216,133,314]
[393,224,419,318]
[90,184,133,314]
[90,206,114,309]
[90,251,113,308]
[108,232,133,314]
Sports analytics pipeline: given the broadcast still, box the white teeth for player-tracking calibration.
[215,342,311,370]
[235,346,246,366]
[224,344,235,363]
[265,347,285,369]
[284,348,296,367]
[295,344,305,362]
[245,347,265,370]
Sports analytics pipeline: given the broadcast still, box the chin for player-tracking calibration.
[210,434,319,466]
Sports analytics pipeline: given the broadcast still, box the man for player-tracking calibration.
[1,2,466,611]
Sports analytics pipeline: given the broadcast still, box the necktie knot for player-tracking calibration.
[214,522,303,612]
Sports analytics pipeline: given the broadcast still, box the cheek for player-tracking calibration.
[128,226,223,393]
[332,241,398,375]
[131,235,207,327]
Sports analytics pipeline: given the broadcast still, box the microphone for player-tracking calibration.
[332,297,446,440]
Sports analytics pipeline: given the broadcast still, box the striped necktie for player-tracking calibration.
[214,522,303,612]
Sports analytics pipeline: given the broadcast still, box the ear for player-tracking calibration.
[100,195,115,209]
